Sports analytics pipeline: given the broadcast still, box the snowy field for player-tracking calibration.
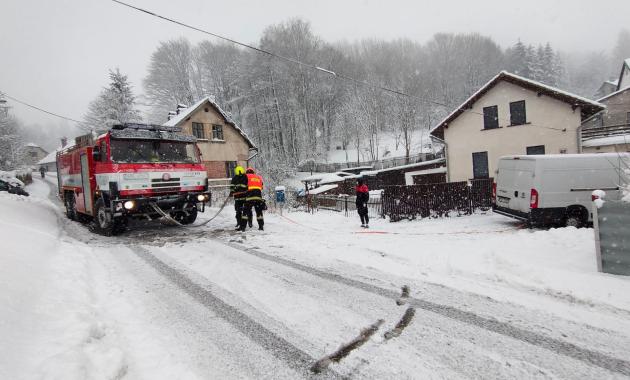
[1,176,630,379]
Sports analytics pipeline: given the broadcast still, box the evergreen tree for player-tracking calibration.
[85,68,142,132]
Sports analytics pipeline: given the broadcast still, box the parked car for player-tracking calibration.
[492,153,629,227]
[0,179,29,197]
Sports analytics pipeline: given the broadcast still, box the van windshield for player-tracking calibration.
[110,139,200,164]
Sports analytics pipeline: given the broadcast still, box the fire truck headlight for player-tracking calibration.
[123,200,136,210]
[196,194,206,202]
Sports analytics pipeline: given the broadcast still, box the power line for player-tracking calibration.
[109,0,449,109]
[0,91,89,128]
[108,0,570,133]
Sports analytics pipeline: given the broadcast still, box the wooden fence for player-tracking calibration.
[383,178,493,222]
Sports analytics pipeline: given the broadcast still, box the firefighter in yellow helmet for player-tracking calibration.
[240,167,265,231]
[229,166,248,230]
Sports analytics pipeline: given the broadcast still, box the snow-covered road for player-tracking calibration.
[1,176,630,379]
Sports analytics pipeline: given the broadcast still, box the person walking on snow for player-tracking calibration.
[229,166,248,230]
[356,178,370,228]
[240,167,265,231]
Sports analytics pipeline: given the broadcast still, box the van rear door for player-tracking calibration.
[495,158,535,213]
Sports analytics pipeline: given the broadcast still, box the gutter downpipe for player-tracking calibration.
[430,134,449,182]
[577,124,583,154]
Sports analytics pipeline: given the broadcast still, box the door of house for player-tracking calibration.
[472,151,489,179]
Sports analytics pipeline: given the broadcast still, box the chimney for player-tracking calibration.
[60,137,68,148]
[176,103,188,115]
[167,111,177,120]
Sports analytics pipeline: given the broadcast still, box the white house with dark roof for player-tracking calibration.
[430,71,605,182]
[20,143,48,166]
[162,97,257,179]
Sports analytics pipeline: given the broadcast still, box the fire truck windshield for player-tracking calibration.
[110,139,200,163]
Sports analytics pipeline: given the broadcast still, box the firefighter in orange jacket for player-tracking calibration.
[240,167,265,231]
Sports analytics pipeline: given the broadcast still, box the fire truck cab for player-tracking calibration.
[57,123,210,235]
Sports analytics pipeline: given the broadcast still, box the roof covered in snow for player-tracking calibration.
[306,184,338,195]
[25,142,40,148]
[360,158,446,175]
[430,71,606,139]
[597,86,630,103]
[37,146,65,165]
[162,96,255,149]
[582,134,630,147]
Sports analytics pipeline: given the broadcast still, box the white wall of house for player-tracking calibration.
[444,81,582,182]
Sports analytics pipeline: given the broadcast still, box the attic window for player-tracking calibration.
[509,100,526,126]
[483,106,499,129]
[204,107,209,112]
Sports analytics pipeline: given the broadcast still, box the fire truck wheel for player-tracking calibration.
[94,199,115,236]
[64,193,77,221]
[176,205,198,225]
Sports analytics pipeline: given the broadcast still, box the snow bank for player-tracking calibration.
[0,187,127,380]
[0,170,25,187]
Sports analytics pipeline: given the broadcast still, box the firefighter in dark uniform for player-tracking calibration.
[229,166,248,230]
[240,167,265,231]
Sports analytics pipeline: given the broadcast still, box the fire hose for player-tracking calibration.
[149,196,231,228]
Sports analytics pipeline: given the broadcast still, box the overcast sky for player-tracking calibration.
[1,0,629,139]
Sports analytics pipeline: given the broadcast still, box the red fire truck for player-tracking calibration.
[56,123,210,235]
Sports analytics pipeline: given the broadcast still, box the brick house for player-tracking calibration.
[581,59,630,153]
[163,97,257,179]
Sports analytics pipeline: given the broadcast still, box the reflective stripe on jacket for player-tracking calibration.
[230,174,248,198]
[246,173,264,201]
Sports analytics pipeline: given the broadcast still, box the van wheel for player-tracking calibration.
[565,207,587,228]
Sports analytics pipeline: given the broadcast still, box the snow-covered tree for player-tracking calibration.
[144,38,196,123]
[0,95,24,170]
[84,68,142,132]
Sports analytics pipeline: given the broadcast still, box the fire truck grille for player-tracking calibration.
[151,177,181,189]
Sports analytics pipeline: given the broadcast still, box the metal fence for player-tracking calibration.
[382,178,493,222]
[594,200,630,276]
[305,194,383,217]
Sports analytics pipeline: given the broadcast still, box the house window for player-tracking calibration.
[526,145,545,155]
[29,151,37,158]
[192,123,205,139]
[559,148,567,154]
[627,112,630,125]
[472,151,489,179]
[212,124,224,140]
[509,100,526,125]
[483,106,499,129]
[225,161,237,177]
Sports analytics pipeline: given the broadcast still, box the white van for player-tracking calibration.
[492,153,629,227]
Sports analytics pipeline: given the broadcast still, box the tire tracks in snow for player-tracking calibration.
[128,245,340,379]
[217,239,630,377]
[41,179,630,376]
